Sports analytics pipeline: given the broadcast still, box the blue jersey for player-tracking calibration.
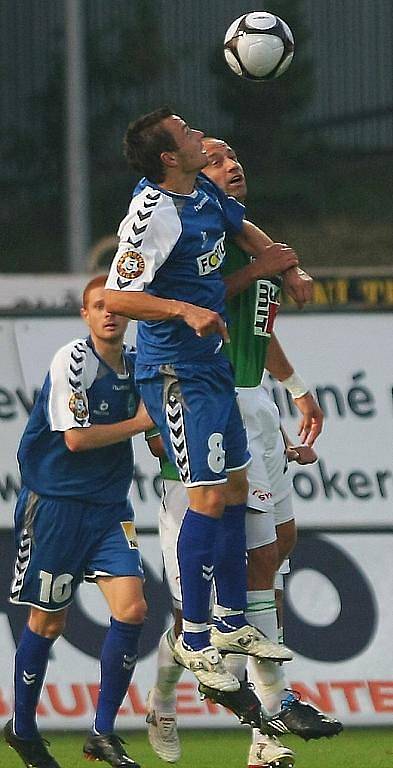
[17,337,138,504]
[106,173,245,365]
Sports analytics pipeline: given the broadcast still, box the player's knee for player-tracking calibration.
[115,597,147,625]
[247,542,279,588]
[28,608,67,639]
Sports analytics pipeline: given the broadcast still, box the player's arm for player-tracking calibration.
[225,236,293,299]
[266,332,324,446]
[64,400,154,452]
[225,224,295,299]
[233,220,313,306]
[104,289,229,341]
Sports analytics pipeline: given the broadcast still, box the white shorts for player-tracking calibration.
[245,493,294,551]
[238,385,294,550]
[159,480,187,607]
[159,421,294,605]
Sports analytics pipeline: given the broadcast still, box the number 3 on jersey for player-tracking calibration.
[207,432,226,473]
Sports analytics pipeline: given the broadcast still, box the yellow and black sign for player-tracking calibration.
[281,274,393,310]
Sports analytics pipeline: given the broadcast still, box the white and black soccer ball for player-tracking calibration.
[224,11,294,81]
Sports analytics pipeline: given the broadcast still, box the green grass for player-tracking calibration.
[1,728,392,768]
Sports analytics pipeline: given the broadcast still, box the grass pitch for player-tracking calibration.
[1,728,392,768]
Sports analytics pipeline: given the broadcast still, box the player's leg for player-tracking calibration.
[246,508,295,718]
[4,606,67,768]
[210,395,292,665]
[147,480,187,762]
[265,509,343,741]
[140,367,231,672]
[82,503,145,766]
[141,365,247,689]
[92,575,146,733]
[210,469,290,665]
[240,385,284,650]
[5,489,90,768]
[212,388,290,661]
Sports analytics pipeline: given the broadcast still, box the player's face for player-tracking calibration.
[202,139,247,200]
[81,286,128,343]
[162,115,208,174]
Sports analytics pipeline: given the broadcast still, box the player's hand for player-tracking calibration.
[133,401,155,433]
[282,267,313,308]
[286,444,318,464]
[294,392,324,446]
[182,303,229,342]
[252,243,299,278]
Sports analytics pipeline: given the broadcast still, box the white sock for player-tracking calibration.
[223,652,247,681]
[246,589,287,715]
[246,589,278,642]
[154,627,184,709]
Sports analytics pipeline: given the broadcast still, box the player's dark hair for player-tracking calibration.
[123,107,179,183]
[82,274,108,308]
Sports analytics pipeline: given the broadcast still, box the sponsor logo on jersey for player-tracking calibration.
[116,250,145,280]
[194,193,209,211]
[69,391,89,422]
[93,400,109,416]
[252,488,273,503]
[197,236,225,276]
[254,279,281,337]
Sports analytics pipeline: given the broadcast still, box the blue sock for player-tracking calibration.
[214,504,248,631]
[177,509,218,650]
[14,625,54,739]
[94,618,142,735]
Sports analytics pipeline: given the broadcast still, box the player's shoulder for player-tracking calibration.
[197,172,226,201]
[50,338,95,378]
[124,180,178,224]
[118,180,181,247]
[50,338,99,391]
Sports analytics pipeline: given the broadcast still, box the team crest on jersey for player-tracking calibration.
[117,251,145,280]
[69,391,88,422]
[120,521,138,549]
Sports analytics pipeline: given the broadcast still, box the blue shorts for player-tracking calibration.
[138,357,251,486]
[10,487,144,612]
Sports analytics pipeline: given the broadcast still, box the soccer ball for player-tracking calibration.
[224,11,294,81]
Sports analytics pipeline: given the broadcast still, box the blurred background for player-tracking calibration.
[1,0,392,276]
[0,0,392,746]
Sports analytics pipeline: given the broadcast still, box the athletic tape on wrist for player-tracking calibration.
[281,371,309,399]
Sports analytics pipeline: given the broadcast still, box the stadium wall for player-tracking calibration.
[0,306,392,728]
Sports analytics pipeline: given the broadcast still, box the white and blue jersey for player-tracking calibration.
[106,173,245,365]
[17,337,138,504]
[10,338,144,611]
[106,174,250,486]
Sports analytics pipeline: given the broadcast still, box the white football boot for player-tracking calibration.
[146,689,181,763]
[210,624,293,662]
[173,635,240,691]
[248,734,295,768]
